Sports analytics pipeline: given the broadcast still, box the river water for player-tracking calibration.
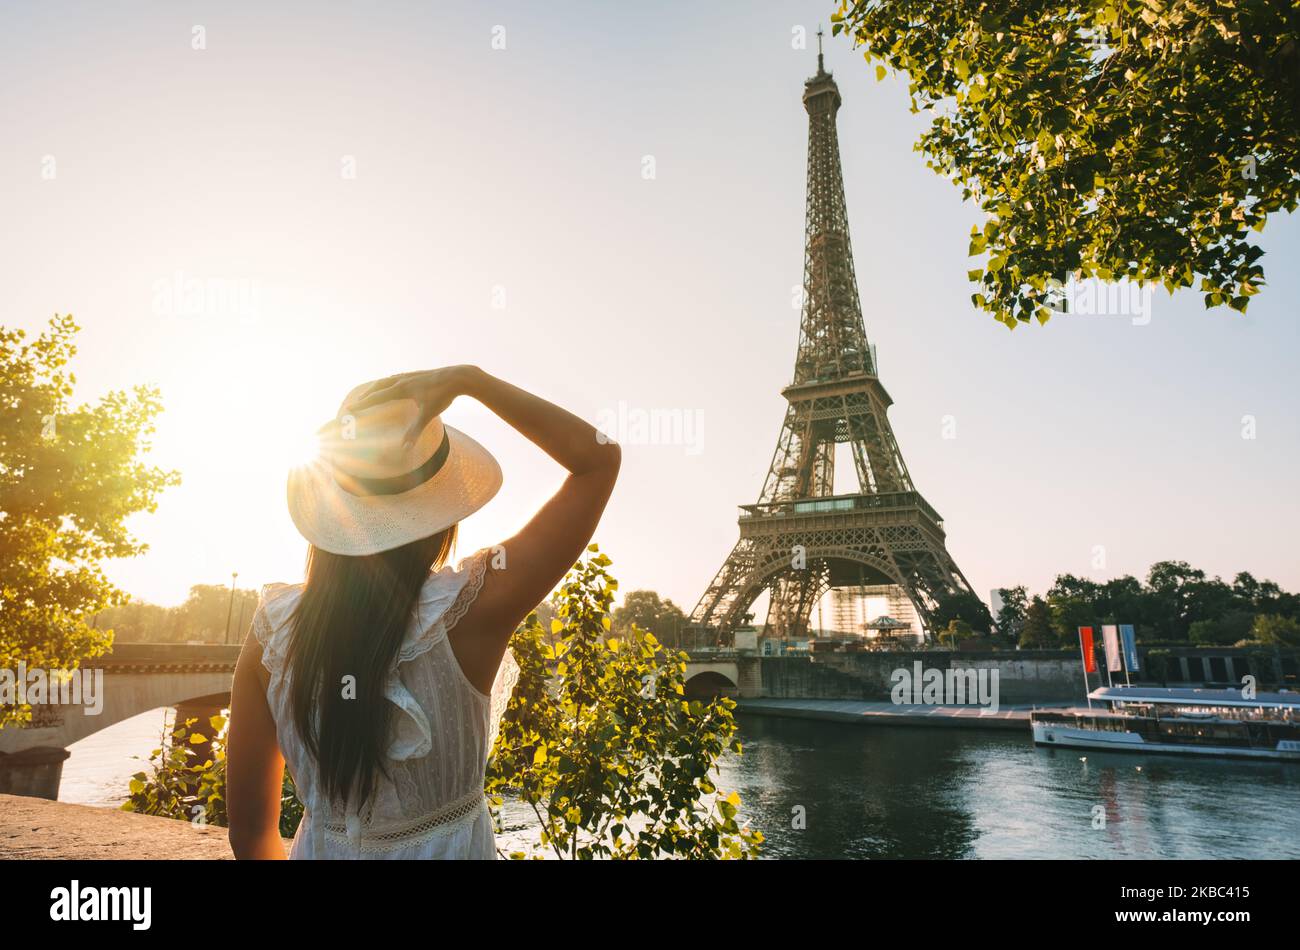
[61,708,1300,859]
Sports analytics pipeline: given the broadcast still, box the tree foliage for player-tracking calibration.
[122,713,303,838]
[611,589,689,648]
[487,546,763,859]
[1008,560,1299,645]
[94,584,260,644]
[938,618,977,648]
[930,588,994,633]
[1253,613,1300,647]
[1018,595,1056,648]
[834,0,1299,327]
[1,315,179,727]
[994,584,1029,638]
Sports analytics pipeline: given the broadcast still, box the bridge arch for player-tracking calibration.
[720,546,918,632]
[683,669,738,700]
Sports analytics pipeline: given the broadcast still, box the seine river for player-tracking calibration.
[63,709,1300,859]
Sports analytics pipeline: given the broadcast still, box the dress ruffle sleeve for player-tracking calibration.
[386,549,494,761]
[251,582,302,680]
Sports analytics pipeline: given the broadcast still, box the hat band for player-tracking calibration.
[339,430,451,497]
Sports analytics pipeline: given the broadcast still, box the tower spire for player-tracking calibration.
[816,26,825,75]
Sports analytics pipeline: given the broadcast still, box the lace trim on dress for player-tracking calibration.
[397,548,491,664]
[322,788,487,854]
[487,648,521,756]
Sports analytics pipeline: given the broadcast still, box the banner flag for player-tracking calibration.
[1119,624,1139,672]
[1078,627,1097,674]
[1102,624,1122,672]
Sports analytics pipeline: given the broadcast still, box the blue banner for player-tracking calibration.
[1119,624,1139,672]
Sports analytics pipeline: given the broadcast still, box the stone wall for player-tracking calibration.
[751,645,1299,703]
[757,650,1089,703]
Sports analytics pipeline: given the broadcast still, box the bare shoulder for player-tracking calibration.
[446,551,518,694]
[234,629,271,696]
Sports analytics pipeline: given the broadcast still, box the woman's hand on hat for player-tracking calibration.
[345,365,480,448]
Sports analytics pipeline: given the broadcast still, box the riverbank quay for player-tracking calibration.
[737,697,1065,731]
[0,793,237,859]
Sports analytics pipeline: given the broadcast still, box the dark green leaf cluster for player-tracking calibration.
[835,1,1298,325]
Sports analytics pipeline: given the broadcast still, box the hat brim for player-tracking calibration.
[287,425,502,556]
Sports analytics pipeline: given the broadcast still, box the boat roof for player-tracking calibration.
[1090,686,1300,710]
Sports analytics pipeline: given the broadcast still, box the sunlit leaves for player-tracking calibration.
[122,714,303,837]
[834,0,1298,327]
[0,315,180,727]
[484,547,763,859]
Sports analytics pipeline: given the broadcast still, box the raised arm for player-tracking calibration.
[346,366,620,692]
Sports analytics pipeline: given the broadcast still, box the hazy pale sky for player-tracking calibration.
[3,1,1297,615]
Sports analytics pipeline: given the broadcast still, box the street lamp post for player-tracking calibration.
[225,572,239,644]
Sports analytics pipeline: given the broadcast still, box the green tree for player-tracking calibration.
[930,588,993,634]
[176,584,260,642]
[938,618,975,649]
[1,316,179,728]
[95,585,260,644]
[834,0,1298,327]
[487,546,762,859]
[1018,595,1056,648]
[1189,609,1254,645]
[1096,575,1146,626]
[122,712,302,838]
[1046,573,1100,642]
[1253,613,1300,647]
[1144,560,1207,640]
[611,589,688,648]
[993,585,1028,639]
[1233,571,1299,618]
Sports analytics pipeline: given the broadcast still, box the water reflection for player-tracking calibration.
[715,714,1300,859]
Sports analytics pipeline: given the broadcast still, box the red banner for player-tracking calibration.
[1078,626,1097,673]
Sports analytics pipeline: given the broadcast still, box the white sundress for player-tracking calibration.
[251,548,519,859]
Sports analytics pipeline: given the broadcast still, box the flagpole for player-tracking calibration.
[1078,628,1092,709]
[1120,624,1134,686]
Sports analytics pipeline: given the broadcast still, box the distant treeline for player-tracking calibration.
[97,560,1300,651]
[95,585,260,644]
[996,562,1300,650]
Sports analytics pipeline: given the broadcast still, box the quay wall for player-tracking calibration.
[742,647,1294,703]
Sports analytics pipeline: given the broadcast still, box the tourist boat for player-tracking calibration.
[1030,686,1300,761]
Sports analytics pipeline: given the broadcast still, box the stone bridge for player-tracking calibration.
[0,643,240,800]
[683,654,761,700]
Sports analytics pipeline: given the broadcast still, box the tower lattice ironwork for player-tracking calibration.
[687,40,978,645]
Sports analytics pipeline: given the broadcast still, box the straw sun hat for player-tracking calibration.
[287,379,502,556]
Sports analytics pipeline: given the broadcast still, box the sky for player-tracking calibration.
[2,1,1297,616]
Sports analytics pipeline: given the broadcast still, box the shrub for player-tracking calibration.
[121,713,302,839]
[486,546,762,859]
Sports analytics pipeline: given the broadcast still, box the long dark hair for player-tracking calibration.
[285,525,457,810]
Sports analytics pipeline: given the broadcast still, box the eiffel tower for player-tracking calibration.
[688,35,979,645]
